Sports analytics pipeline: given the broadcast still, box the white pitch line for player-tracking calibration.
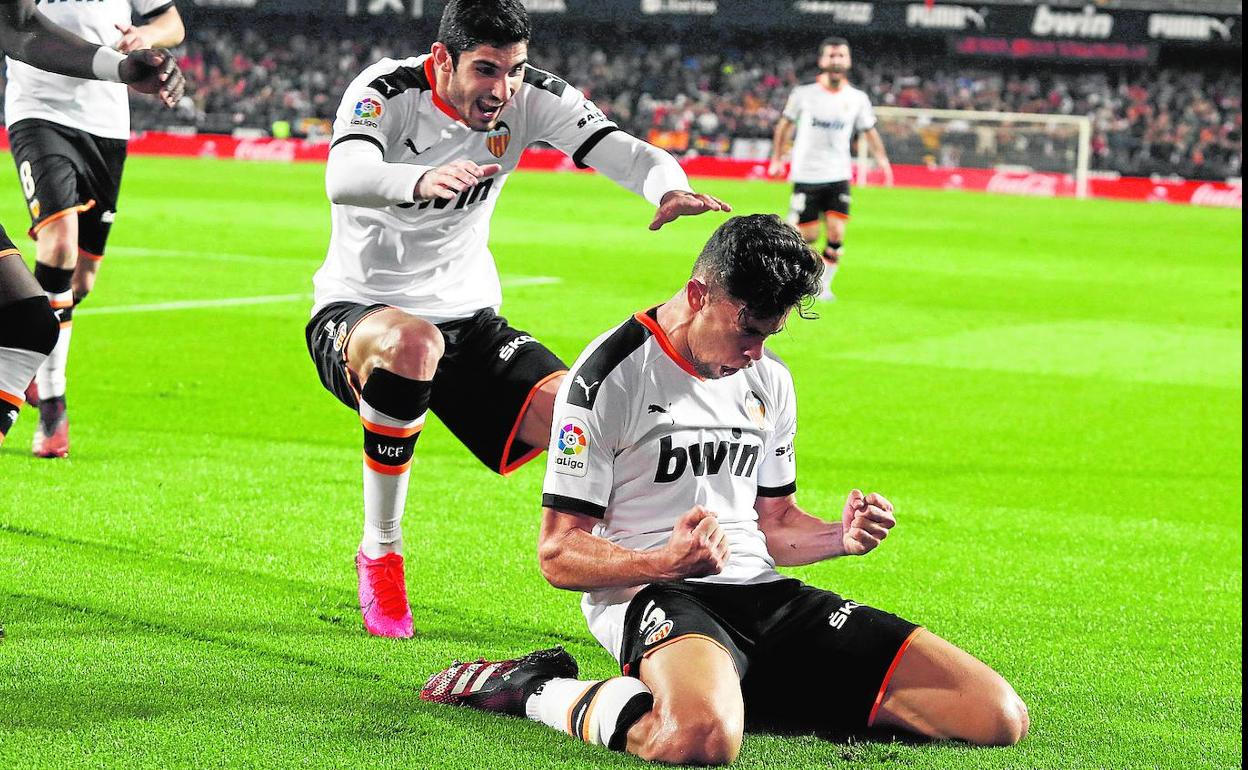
[107,246,316,266]
[73,277,560,316]
[75,293,311,316]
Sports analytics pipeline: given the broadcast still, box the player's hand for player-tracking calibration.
[660,505,730,579]
[766,158,787,179]
[649,190,731,231]
[113,23,149,54]
[841,489,895,556]
[415,160,502,201]
[118,49,185,108]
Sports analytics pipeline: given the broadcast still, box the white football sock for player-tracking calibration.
[359,399,425,559]
[526,676,653,750]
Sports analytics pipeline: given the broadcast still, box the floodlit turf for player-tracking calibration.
[0,155,1241,769]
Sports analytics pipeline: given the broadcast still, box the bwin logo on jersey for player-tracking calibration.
[654,435,760,483]
[812,117,846,131]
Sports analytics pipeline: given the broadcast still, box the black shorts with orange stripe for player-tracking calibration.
[619,578,920,731]
[789,180,851,225]
[7,118,127,258]
[306,302,567,475]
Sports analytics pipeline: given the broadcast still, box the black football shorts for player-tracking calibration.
[306,302,567,474]
[619,578,921,730]
[6,118,128,258]
[789,180,851,225]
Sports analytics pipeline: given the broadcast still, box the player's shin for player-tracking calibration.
[32,264,74,417]
[359,368,431,558]
[526,676,654,751]
[0,296,59,444]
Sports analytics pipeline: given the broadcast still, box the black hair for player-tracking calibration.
[438,0,532,65]
[821,36,850,51]
[692,214,823,320]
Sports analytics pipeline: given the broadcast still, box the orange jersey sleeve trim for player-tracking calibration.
[633,310,703,380]
[867,626,925,727]
[31,200,96,236]
[498,369,567,476]
[424,57,464,123]
[0,389,25,409]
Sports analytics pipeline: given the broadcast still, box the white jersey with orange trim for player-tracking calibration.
[541,308,799,660]
[782,82,876,184]
[313,55,691,324]
[3,0,175,140]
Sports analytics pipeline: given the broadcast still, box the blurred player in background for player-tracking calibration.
[421,215,1027,763]
[4,0,184,457]
[0,0,184,449]
[769,37,891,301]
[306,0,729,639]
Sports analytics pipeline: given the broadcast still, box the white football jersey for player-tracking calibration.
[3,0,174,140]
[541,308,799,660]
[782,82,876,184]
[313,55,628,323]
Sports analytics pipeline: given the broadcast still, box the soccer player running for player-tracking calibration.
[421,215,1028,763]
[4,0,184,457]
[306,0,729,639]
[768,37,892,301]
[0,0,183,449]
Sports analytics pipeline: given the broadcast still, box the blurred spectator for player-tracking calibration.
[2,25,1239,180]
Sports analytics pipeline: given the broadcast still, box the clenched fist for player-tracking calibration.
[659,505,731,579]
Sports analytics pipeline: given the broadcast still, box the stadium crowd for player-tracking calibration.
[4,25,1242,180]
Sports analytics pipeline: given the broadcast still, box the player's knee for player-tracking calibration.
[653,710,742,765]
[374,322,444,377]
[975,685,1029,746]
[36,226,78,267]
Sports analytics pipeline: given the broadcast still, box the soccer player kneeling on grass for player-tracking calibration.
[421,214,1028,763]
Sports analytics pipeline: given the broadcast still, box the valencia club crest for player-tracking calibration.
[485,122,511,158]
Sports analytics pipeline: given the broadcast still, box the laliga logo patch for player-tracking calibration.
[331,322,348,352]
[351,97,384,128]
[745,390,767,428]
[485,121,511,158]
[29,199,40,219]
[554,417,588,477]
[354,97,383,120]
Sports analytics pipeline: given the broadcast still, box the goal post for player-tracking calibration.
[857,106,1092,199]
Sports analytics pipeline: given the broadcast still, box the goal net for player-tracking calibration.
[858,106,1092,198]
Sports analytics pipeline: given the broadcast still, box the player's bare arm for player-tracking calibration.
[114,5,184,53]
[767,115,795,178]
[0,0,184,106]
[755,488,895,565]
[538,505,730,591]
[864,127,893,185]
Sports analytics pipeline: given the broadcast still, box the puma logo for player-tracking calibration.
[575,376,599,401]
[404,138,422,154]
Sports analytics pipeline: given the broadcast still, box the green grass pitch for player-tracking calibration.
[0,155,1240,769]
